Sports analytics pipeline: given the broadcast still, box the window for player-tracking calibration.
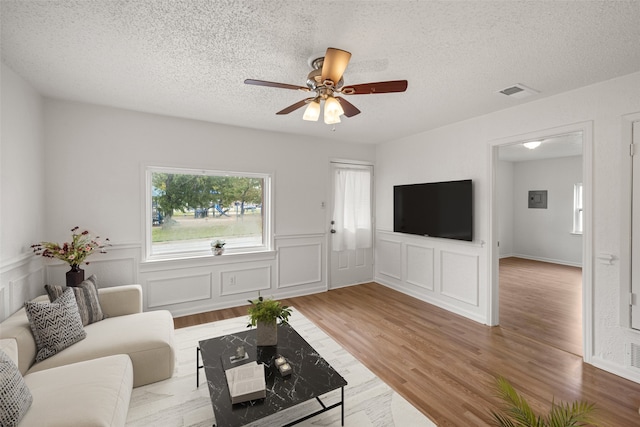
[573,182,583,234]
[146,167,271,260]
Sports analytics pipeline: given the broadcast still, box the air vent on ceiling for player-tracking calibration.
[498,83,539,99]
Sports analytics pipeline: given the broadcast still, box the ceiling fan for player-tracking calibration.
[244,47,408,125]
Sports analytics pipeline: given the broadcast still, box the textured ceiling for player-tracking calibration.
[2,1,640,144]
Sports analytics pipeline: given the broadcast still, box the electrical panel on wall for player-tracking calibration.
[528,190,547,209]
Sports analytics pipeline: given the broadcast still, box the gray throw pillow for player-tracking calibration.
[25,288,87,362]
[45,275,105,326]
[0,349,33,427]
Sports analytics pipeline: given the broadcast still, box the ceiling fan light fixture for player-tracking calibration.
[524,140,542,149]
[324,96,344,117]
[244,47,408,123]
[324,112,341,125]
[323,96,344,125]
[303,99,321,121]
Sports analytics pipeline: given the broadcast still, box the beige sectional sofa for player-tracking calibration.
[0,284,176,426]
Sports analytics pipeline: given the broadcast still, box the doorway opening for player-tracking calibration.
[491,125,592,359]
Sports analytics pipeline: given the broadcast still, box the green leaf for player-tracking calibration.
[490,377,597,427]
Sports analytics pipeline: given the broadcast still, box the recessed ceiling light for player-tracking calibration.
[523,140,542,149]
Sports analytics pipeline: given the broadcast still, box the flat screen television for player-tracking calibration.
[393,179,473,241]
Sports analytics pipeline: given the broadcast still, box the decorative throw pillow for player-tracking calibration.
[44,282,64,302]
[25,288,86,362]
[0,349,33,427]
[45,275,105,326]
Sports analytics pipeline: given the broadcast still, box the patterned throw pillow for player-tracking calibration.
[45,274,105,326]
[25,288,87,362]
[0,349,33,427]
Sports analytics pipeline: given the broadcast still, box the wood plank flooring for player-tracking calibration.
[174,282,640,426]
[499,257,583,356]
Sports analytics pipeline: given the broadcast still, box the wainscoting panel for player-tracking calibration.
[377,238,402,280]
[276,236,323,289]
[440,250,479,306]
[406,244,434,290]
[8,266,44,315]
[147,273,212,308]
[10,275,30,310]
[47,258,136,287]
[374,230,487,325]
[45,245,140,287]
[1,254,45,320]
[0,287,5,322]
[220,266,272,296]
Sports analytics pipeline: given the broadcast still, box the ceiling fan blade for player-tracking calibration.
[321,48,352,85]
[342,80,408,95]
[276,98,314,115]
[244,79,309,92]
[335,97,361,118]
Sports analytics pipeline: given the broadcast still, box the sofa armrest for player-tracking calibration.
[98,285,143,317]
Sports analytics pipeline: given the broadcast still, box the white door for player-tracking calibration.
[329,162,374,288]
[631,121,640,328]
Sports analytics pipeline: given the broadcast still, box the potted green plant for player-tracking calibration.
[211,240,225,255]
[490,376,597,427]
[247,295,292,346]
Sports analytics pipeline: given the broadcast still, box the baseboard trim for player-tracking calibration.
[505,254,582,268]
[590,355,640,385]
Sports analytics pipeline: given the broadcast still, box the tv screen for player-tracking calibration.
[394,179,472,241]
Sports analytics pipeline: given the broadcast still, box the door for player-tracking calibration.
[329,162,374,288]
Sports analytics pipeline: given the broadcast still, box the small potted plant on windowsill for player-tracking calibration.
[211,240,225,255]
[247,294,292,346]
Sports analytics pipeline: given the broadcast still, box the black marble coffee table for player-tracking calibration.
[198,323,347,427]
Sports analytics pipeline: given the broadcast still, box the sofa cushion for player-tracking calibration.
[46,275,106,326]
[0,309,38,375]
[0,348,33,427]
[0,338,19,365]
[24,288,86,362]
[20,355,133,427]
[26,310,175,387]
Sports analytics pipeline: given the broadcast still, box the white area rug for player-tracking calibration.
[126,308,436,427]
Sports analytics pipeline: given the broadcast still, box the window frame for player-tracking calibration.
[144,166,273,262]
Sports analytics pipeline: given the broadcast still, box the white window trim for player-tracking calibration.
[144,166,273,262]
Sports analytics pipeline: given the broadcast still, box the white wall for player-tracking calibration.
[0,73,376,319]
[375,71,640,383]
[498,156,582,266]
[512,156,582,265]
[0,63,46,319]
[38,99,376,316]
[375,120,489,323]
[497,160,514,257]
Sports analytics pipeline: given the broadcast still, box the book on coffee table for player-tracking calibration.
[224,361,266,404]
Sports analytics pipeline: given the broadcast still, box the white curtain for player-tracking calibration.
[332,168,372,251]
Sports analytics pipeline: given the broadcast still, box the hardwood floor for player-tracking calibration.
[499,257,583,356]
[174,282,640,426]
